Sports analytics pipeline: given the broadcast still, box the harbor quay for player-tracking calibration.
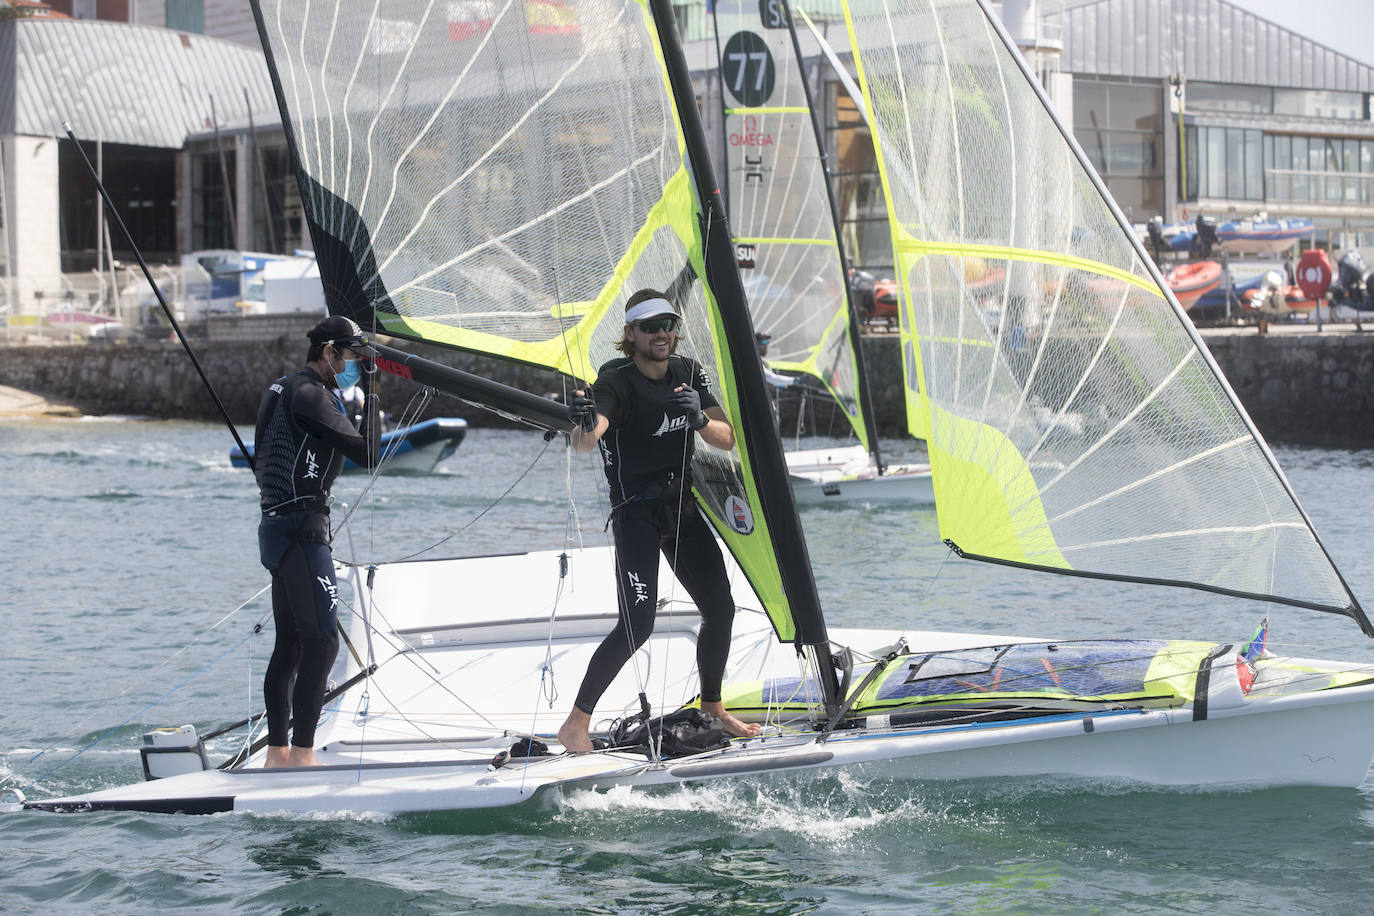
[0,314,1372,449]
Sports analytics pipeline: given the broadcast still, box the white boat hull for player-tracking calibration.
[785,444,934,504]
[25,547,1374,815]
[29,684,1374,814]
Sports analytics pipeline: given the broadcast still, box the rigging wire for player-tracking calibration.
[7,583,270,781]
[16,629,256,792]
[366,436,556,564]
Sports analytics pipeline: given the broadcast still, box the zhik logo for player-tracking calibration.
[316,575,339,612]
[304,449,320,479]
[652,413,688,437]
[626,570,649,605]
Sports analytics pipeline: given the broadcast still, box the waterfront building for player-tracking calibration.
[690,0,1374,279]
[2,0,1371,326]
[0,12,273,320]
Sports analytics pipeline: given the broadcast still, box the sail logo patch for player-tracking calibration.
[721,33,776,107]
[375,356,413,381]
[653,413,688,437]
[725,495,754,534]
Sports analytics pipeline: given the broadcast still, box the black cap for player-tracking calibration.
[308,315,378,356]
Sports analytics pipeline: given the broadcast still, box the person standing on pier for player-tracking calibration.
[253,315,380,768]
[556,289,763,752]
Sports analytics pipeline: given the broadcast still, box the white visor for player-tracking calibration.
[624,298,679,325]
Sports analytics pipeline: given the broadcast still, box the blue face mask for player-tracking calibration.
[335,358,361,390]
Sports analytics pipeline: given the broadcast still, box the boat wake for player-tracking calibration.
[551,769,932,845]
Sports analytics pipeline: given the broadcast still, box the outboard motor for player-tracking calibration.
[1248,270,1287,330]
[848,266,876,322]
[1334,250,1369,309]
[1193,215,1219,259]
[1145,216,1166,264]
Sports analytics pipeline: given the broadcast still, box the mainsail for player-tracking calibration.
[249,0,834,656]
[710,0,875,452]
[838,0,1369,628]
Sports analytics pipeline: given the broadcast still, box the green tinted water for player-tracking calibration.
[3,419,1373,913]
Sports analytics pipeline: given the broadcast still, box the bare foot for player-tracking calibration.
[264,745,291,768]
[558,709,595,753]
[287,746,322,767]
[702,702,762,739]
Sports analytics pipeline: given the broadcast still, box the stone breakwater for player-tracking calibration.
[0,316,1372,448]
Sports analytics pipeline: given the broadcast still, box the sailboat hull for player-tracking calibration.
[785,444,934,504]
[230,418,468,474]
[22,547,1374,815]
[26,682,1374,815]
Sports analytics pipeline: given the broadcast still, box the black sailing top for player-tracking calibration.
[590,355,721,504]
[253,367,377,514]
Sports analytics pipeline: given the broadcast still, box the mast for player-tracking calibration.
[781,0,884,473]
[648,0,842,715]
[709,10,731,241]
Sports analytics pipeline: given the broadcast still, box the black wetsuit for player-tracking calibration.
[573,356,737,716]
[253,366,377,749]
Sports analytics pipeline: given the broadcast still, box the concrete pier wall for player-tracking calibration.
[0,318,1371,448]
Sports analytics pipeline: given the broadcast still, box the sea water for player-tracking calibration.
[3,418,1374,914]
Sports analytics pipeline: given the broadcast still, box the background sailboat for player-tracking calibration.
[709,0,934,503]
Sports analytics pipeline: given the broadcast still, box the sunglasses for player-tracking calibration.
[635,317,679,334]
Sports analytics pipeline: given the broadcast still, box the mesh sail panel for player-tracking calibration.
[255,0,685,374]
[841,0,1363,621]
[253,0,809,640]
[711,0,869,448]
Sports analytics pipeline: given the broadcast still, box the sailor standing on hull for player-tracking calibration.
[253,316,380,768]
[557,289,764,753]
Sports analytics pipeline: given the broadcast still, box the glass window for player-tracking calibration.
[1291,136,1307,170]
[1188,82,1271,114]
[826,83,890,275]
[1091,131,1160,175]
[1270,135,1290,199]
[1364,142,1374,205]
[165,0,205,33]
[1274,88,1364,120]
[1109,83,1161,131]
[1182,125,1198,201]
[1292,136,1309,200]
[1245,131,1262,200]
[1226,129,1245,199]
[1105,177,1162,218]
[1206,128,1225,198]
[194,151,236,250]
[1073,81,1108,130]
[1317,139,1338,201]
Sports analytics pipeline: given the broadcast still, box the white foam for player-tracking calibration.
[553,769,931,845]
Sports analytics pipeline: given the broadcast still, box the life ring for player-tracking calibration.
[1296,249,1333,301]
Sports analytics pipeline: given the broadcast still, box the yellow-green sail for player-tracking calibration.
[838,0,1365,625]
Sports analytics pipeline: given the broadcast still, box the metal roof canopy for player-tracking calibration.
[1053,0,1374,92]
[0,17,275,149]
